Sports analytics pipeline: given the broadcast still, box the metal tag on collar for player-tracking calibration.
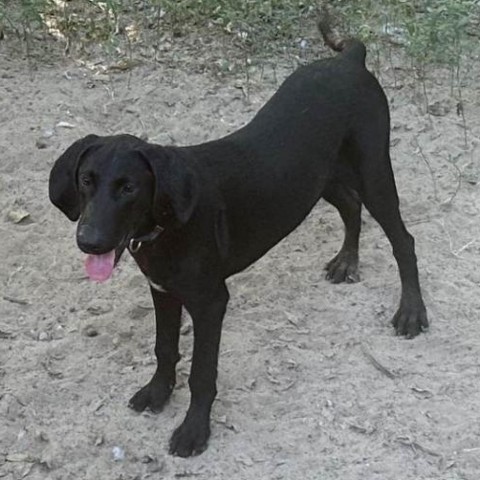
[128,225,164,253]
[129,238,142,253]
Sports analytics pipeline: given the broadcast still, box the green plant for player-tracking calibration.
[1,0,478,73]
[0,0,54,38]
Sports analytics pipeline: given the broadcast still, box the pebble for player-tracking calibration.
[428,100,451,117]
[38,331,50,341]
[140,455,154,464]
[112,446,125,462]
[83,325,98,337]
[35,138,49,149]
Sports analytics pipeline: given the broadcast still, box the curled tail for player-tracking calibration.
[318,11,366,65]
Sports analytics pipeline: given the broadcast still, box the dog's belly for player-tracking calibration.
[223,165,330,276]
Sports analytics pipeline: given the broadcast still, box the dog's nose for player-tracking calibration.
[77,224,109,254]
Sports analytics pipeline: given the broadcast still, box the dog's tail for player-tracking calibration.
[318,10,366,65]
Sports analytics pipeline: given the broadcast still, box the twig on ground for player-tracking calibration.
[412,137,438,202]
[361,345,396,379]
[397,436,442,458]
[441,157,462,206]
[2,295,29,306]
[461,447,480,453]
[452,238,479,256]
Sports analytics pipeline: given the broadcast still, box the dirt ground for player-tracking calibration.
[1,34,480,480]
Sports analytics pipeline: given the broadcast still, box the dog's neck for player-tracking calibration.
[128,225,164,253]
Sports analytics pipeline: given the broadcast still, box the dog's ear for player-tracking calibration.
[49,134,100,221]
[137,146,199,225]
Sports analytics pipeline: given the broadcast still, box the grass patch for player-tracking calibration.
[0,1,478,76]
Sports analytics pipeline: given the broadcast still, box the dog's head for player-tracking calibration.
[49,134,198,280]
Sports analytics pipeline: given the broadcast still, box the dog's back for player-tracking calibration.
[186,30,389,275]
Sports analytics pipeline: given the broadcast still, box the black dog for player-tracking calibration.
[49,24,428,456]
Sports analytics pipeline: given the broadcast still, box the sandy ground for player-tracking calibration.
[1,35,480,480]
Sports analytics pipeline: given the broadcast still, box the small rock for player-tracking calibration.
[112,446,125,462]
[38,331,50,342]
[56,121,76,129]
[52,324,65,340]
[35,430,49,442]
[140,455,154,464]
[216,58,233,73]
[7,209,30,224]
[428,100,451,117]
[382,22,408,45]
[87,302,112,315]
[43,129,55,138]
[83,325,98,337]
[35,138,49,149]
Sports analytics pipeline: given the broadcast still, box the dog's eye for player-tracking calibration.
[79,174,91,187]
[121,183,135,195]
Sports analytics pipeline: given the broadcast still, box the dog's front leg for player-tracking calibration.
[169,284,229,457]
[129,289,182,412]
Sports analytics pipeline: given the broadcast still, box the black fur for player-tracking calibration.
[49,36,428,457]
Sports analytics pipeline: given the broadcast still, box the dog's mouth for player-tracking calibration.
[82,225,162,282]
[85,250,116,282]
[83,235,131,283]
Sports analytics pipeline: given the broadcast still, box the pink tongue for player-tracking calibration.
[85,250,116,282]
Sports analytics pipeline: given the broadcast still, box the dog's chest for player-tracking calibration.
[147,276,167,293]
[130,248,171,293]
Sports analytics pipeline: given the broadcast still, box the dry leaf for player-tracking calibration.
[7,209,30,224]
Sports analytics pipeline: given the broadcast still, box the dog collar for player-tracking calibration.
[128,225,164,253]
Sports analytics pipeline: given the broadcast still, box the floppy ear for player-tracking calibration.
[137,146,199,225]
[49,134,100,221]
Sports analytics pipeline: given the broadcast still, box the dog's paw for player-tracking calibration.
[325,252,360,284]
[128,376,173,413]
[169,417,210,457]
[392,301,428,338]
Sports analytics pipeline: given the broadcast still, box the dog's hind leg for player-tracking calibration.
[323,183,362,284]
[355,136,428,337]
